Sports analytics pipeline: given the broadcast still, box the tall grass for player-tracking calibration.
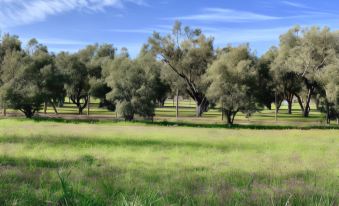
[0,119,338,205]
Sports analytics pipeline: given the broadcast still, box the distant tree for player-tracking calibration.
[88,44,116,110]
[105,54,158,121]
[256,47,277,110]
[0,34,22,108]
[285,26,338,117]
[205,45,257,125]
[0,45,44,118]
[27,39,65,114]
[139,45,171,107]
[0,34,21,57]
[56,52,90,114]
[148,21,215,117]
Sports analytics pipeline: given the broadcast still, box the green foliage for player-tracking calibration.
[56,52,90,114]
[255,47,277,110]
[105,54,159,120]
[206,45,257,125]
[0,37,56,118]
[284,26,339,117]
[148,21,215,116]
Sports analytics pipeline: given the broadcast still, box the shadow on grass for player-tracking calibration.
[0,154,98,168]
[14,116,339,130]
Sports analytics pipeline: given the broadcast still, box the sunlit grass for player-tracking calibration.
[0,119,338,205]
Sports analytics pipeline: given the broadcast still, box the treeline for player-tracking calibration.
[0,22,338,125]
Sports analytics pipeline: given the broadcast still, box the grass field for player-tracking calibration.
[0,119,338,205]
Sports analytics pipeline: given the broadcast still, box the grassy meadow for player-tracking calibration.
[0,119,338,205]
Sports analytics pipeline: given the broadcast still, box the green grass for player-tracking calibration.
[0,119,338,205]
[5,98,337,128]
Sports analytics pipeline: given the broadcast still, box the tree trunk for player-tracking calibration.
[195,97,208,117]
[287,101,292,114]
[70,95,88,115]
[337,117,339,125]
[21,108,35,118]
[286,93,294,114]
[79,106,83,115]
[224,110,238,126]
[50,101,58,114]
[326,102,330,124]
[303,88,313,117]
[3,103,6,117]
[87,95,90,116]
[275,92,278,121]
[176,89,179,119]
[44,101,47,114]
[295,94,305,115]
[124,114,134,121]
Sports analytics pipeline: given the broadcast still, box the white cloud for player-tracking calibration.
[281,1,310,9]
[107,27,169,34]
[165,7,280,22]
[0,0,146,28]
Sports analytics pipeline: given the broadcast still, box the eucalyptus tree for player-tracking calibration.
[271,44,303,114]
[323,64,339,124]
[105,52,160,121]
[256,47,277,110]
[87,44,116,109]
[205,45,257,125]
[0,34,22,113]
[0,40,47,118]
[56,52,90,114]
[286,26,338,117]
[139,45,171,107]
[27,39,65,114]
[148,21,215,117]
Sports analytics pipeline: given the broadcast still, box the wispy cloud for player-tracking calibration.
[106,27,169,34]
[165,7,280,22]
[204,27,291,44]
[0,0,146,28]
[281,1,310,9]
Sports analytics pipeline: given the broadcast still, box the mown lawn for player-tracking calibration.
[0,119,338,205]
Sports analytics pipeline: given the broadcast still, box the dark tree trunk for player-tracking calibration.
[124,114,134,121]
[276,100,283,112]
[192,93,209,117]
[287,101,292,114]
[158,97,166,108]
[20,107,36,118]
[50,100,58,114]
[303,88,314,117]
[300,79,316,118]
[326,102,330,124]
[70,93,89,115]
[44,101,47,114]
[196,99,209,117]
[295,90,313,117]
[295,94,305,115]
[285,93,294,114]
[87,95,90,116]
[224,110,238,126]
[3,103,6,116]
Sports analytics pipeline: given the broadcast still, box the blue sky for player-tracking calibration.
[1,0,338,57]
